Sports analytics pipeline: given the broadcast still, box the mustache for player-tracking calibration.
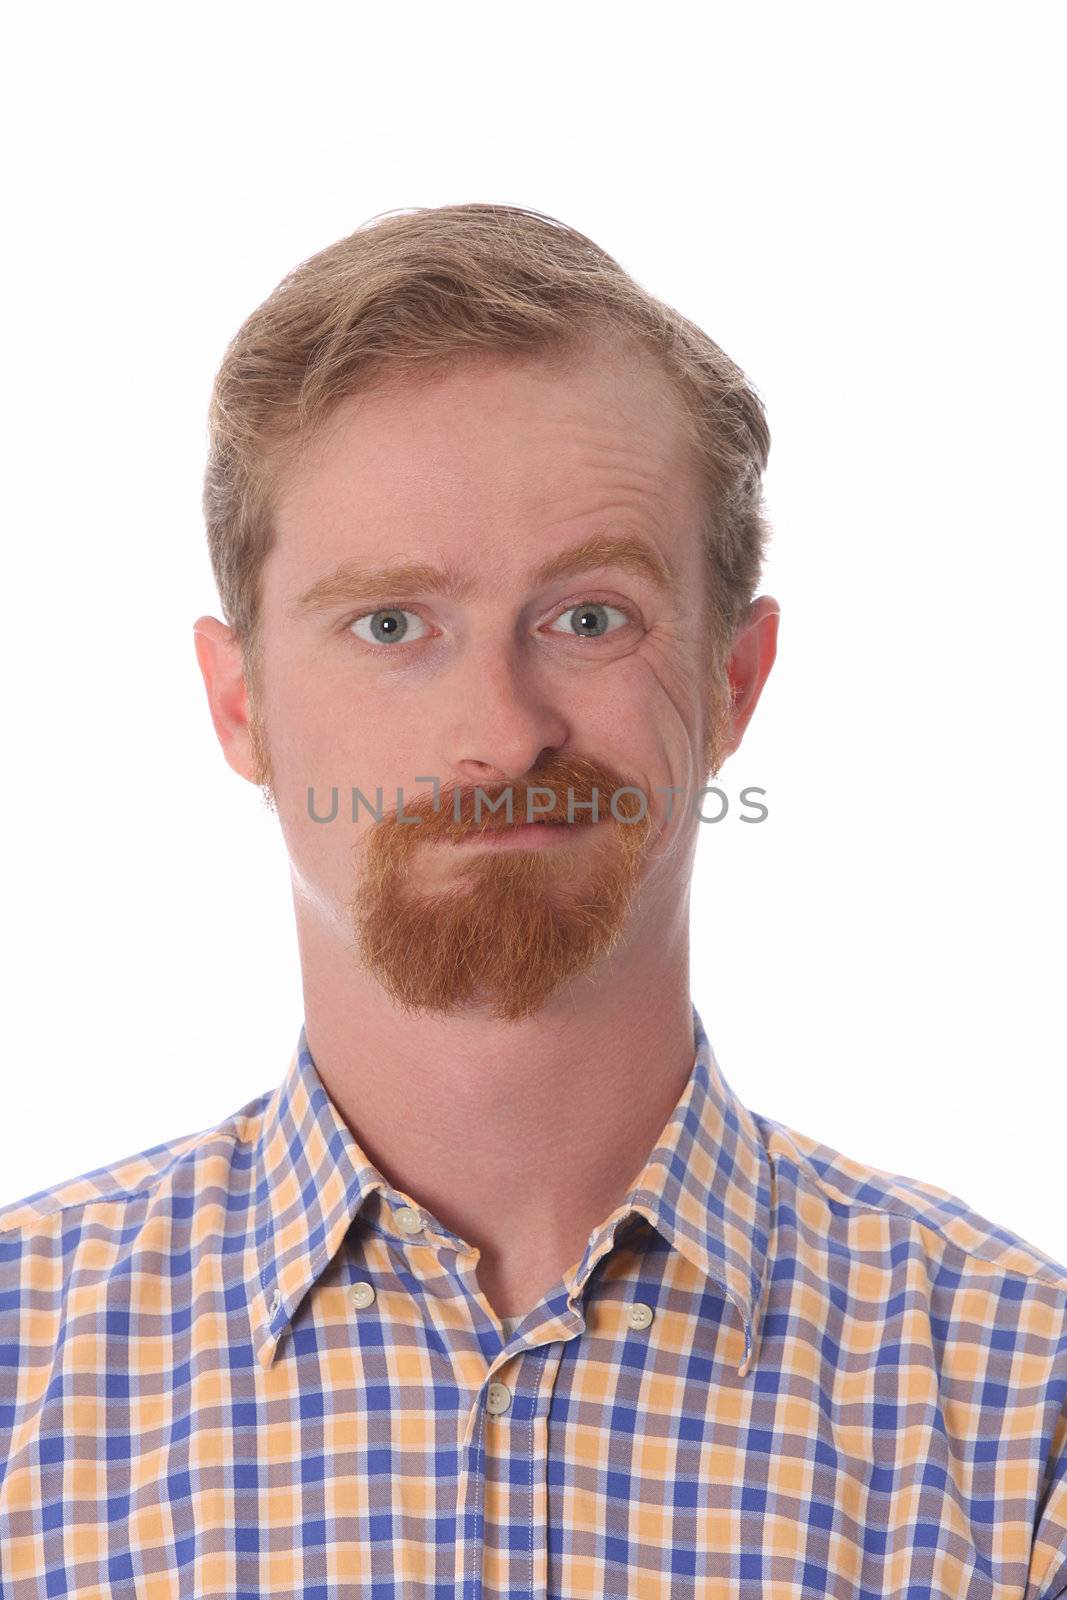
[387,777,645,839]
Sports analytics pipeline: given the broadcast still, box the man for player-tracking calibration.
[1,204,1064,1599]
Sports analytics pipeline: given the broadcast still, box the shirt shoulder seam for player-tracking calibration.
[763,1117,1067,1295]
[0,1124,249,1237]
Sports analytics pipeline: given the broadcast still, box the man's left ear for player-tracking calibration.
[722,596,780,760]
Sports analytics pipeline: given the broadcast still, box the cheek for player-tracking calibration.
[271,665,378,776]
[581,656,704,838]
[608,649,704,765]
[269,680,434,865]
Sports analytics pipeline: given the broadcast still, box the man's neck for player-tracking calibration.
[293,895,699,1322]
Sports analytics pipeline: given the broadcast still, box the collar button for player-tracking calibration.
[395,1206,423,1235]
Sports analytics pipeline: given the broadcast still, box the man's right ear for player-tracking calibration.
[192,616,258,784]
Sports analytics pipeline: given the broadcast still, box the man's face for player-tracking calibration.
[244,341,731,1022]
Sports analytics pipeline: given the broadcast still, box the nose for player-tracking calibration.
[443,646,571,785]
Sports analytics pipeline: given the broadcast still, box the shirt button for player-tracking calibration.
[352,1282,376,1310]
[628,1302,654,1330]
[269,1289,281,1317]
[486,1382,512,1415]
[395,1206,423,1235]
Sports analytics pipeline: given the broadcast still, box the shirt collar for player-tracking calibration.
[252,1002,772,1378]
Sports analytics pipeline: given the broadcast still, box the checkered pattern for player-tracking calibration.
[2,1004,1065,1597]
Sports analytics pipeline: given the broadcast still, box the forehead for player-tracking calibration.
[267,341,706,580]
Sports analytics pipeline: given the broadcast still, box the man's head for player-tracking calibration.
[194,204,778,1022]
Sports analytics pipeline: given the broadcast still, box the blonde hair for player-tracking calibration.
[202,203,772,698]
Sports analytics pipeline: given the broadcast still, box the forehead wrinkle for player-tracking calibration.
[529,431,685,504]
[532,468,680,538]
[527,414,702,529]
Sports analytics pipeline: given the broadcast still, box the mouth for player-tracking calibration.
[447,820,595,850]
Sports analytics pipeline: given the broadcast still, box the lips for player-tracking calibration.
[465,819,586,834]
[448,819,594,848]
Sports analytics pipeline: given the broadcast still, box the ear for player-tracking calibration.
[192,615,258,784]
[721,596,780,761]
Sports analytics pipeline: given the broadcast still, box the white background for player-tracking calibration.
[2,3,1063,1262]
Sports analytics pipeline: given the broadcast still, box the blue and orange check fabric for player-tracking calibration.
[1,1004,1065,1597]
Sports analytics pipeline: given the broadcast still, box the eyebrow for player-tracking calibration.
[290,531,678,619]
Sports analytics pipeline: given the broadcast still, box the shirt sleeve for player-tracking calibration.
[1030,1397,1067,1600]
[0,1225,25,1477]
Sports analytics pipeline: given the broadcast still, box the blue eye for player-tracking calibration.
[348,609,431,646]
[548,602,632,639]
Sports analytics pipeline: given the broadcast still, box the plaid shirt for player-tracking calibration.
[1,1005,1065,1598]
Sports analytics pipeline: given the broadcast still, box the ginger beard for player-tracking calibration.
[243,650,733,1024]
[348,753,656,1023]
